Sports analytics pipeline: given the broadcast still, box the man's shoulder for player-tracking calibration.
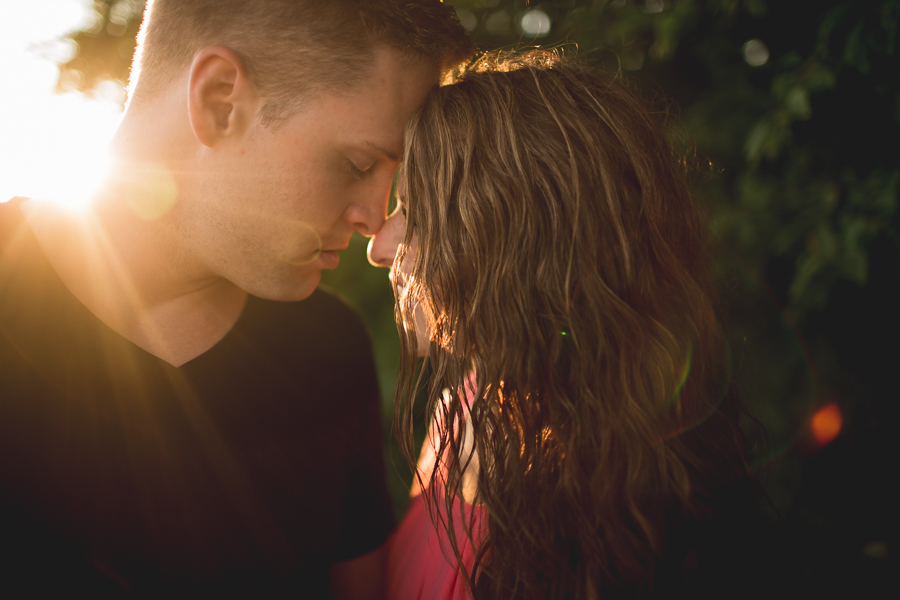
[0,197,29,243]
[1,196,28,208]
[0,197,46,287]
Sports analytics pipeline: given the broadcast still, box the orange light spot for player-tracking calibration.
[811,403,842,446]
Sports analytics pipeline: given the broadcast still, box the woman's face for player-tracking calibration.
[367,201,431,356]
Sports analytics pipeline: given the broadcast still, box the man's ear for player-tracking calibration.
[187,46,258,147]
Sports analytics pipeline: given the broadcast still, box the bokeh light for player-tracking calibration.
[743,39,770,67]
[644,0,665,14]
[457,10,478,32]
[485,10,511,35]
[862,541,888,560]
[811,402,842,446]
[520,10,551,38]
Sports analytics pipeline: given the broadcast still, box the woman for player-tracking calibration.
[369,51,756,600]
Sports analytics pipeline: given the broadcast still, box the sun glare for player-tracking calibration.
[16,94,119,211]
[0,0,123,209]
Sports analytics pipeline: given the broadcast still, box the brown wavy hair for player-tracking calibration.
[393,51,748,599]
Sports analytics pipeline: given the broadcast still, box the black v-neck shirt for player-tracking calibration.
[0,198,393,598]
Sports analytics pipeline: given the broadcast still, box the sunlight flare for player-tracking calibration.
[0,0,123,207]
[124,163,179,220]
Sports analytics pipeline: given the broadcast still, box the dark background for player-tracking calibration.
[57,1,899,596]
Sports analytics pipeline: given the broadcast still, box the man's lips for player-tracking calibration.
[318,249,341,269]
[293,244,344,268]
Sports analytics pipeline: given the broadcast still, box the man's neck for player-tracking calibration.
[21,196,248,367]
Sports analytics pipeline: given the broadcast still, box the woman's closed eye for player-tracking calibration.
[393,196,408,218]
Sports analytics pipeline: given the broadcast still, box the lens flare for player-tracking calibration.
[125,163,178,220]
[672,341,694,402]
[282,221,322,266]
[811,402,842,446]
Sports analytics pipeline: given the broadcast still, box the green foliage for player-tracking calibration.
[719,1,900,318]
[56,1,143,96]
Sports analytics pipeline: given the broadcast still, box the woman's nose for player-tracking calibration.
[366,205,405,267]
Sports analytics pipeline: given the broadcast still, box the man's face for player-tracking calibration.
[183,47,437,301]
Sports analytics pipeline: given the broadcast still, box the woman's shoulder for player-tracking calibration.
[411,379,481,502]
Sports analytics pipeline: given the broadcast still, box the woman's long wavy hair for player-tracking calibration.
[393,51,748,599]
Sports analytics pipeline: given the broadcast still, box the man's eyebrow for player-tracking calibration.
[366,141,400,162]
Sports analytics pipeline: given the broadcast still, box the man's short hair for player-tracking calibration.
[130,0,474,126]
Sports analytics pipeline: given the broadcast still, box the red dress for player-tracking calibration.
[386,381,486,600]
[386,490,484,600]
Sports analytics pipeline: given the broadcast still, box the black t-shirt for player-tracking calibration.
[0,198,394,598]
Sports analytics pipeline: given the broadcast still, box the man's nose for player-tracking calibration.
[344,203,385,238]
[367,209,404,267]
[344,176,395,236]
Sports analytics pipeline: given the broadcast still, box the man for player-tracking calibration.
[0,1,472,597]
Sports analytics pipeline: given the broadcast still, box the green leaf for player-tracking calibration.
[815,221,838,261]
[785,86,811,119]
[802,62,837,93]
[843,19,871,72]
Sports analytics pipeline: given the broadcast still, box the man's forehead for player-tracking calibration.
[284,47,435,160]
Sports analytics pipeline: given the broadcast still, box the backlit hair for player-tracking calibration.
[394,51,749,598]
[129,0,473,126]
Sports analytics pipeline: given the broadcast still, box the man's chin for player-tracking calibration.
[243,271,322,302]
